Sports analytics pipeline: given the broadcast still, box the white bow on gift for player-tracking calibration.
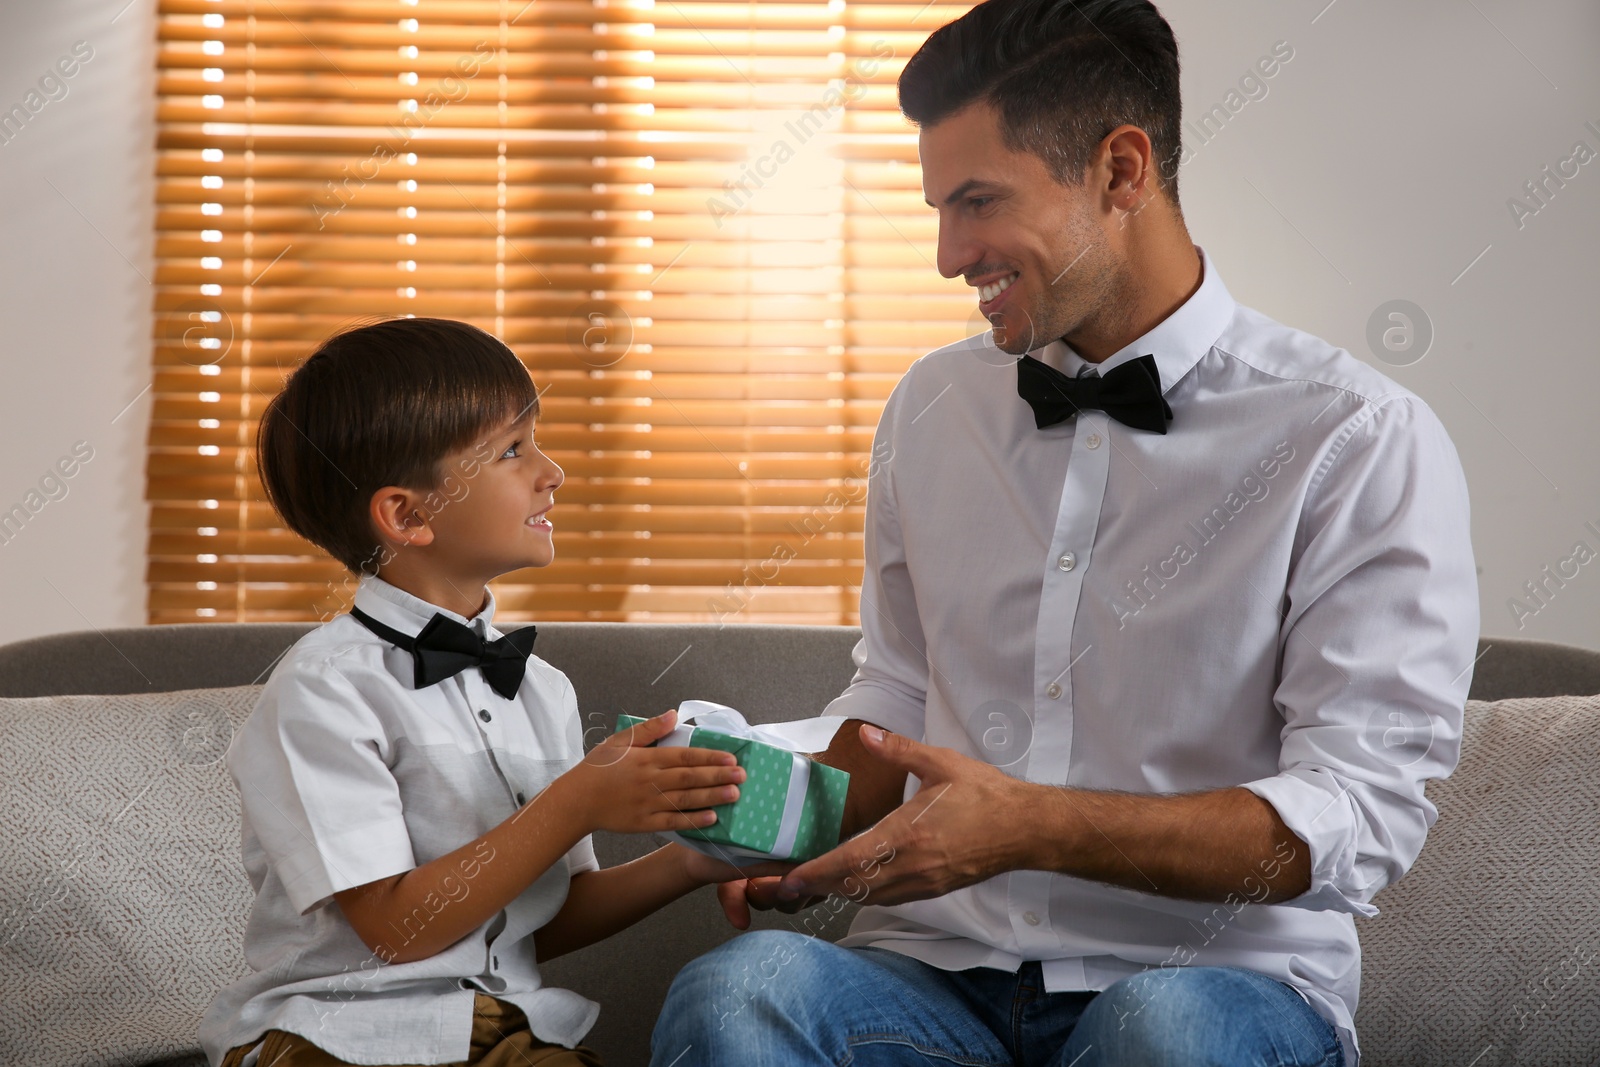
[656,700,843,866]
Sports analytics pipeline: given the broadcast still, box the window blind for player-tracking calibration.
[152,0,976,624]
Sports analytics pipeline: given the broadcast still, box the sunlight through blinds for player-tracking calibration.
[151,0,976,624]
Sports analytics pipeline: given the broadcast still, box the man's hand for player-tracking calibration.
[812,718,912,838]
[704,717,913,928]
[708,721,1312,924]
[774,723,1029,908]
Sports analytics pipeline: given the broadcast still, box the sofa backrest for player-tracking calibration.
[4,626,1598,704]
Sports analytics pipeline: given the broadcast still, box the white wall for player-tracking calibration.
[0,0,154,646]
[1162,0,1600,649]
[0,0,1595,650]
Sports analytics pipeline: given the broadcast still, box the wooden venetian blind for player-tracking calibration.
[152,0,976,624]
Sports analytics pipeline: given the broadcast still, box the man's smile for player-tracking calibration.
[975,270,1020,314]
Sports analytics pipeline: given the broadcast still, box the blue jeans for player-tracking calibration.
[651,931,1344,1067]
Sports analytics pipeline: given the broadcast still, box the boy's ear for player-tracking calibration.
[369,486,436,549]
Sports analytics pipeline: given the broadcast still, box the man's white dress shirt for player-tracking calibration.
[823,245,1479,1065]
[200,577,599,1066]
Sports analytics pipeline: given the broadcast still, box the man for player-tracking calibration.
[653,1,1478,1063]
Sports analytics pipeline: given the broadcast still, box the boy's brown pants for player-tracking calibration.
[220,993,604,1067]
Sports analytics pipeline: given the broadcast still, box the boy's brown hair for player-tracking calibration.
[256,317,540,573]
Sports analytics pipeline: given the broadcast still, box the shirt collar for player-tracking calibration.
[1034,244,1234,395]
[350,574,501,639]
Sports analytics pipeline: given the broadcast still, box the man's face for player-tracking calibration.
[920,101,1127,356]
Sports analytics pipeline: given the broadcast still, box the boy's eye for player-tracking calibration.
[501,441,521,460]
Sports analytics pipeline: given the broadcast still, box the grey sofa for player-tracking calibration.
[2,624,1599,1067]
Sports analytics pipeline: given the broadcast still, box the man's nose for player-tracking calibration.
[935,214,979,281]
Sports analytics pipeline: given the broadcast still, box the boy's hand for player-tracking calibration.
[560,709,747,835]
[661,845,797,929]
[670,842,792,889]
[714,875,825,929]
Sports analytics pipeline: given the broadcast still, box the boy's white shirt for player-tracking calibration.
[199,575,600,1066]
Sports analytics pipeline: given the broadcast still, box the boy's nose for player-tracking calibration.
[538,456,565,491]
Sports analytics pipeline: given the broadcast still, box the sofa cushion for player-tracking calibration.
[0,686,260,1067]
[1356,694,1600,1066]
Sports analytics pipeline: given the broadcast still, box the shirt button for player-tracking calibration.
[1045,682,1062,699]
[1085,433,1102,449]
[1023,911,1041,926]
[478,709,492,723]
[1057,552,1076,572]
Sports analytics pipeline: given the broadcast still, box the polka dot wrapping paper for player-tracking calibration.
[615,713,850,862]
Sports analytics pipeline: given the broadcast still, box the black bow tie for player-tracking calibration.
[1016,353,1173,434]
[350,606,537,700]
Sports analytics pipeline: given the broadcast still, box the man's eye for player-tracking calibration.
[970,197,993,209]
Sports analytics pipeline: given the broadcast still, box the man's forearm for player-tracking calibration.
[1015,784,1311,903]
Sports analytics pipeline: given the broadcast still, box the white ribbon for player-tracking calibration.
[656,700,842,864]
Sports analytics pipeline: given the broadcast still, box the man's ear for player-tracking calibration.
[369,486,435,549]
[1098,124,1157,212]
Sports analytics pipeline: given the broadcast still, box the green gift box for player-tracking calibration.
[615,701,850,864]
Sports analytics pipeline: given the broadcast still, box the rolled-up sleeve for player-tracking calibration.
[821,379,930,740]
[229,662,417,915]
[1240,396,1479,916]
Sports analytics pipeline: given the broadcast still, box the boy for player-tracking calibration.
[201,318,768,1066]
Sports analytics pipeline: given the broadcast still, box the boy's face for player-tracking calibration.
[419,410,564,578]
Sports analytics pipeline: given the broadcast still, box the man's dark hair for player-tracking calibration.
[256,317,539,573]
[899,0,1184,205]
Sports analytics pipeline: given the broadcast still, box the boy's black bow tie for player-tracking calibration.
[1016,353,1173,434]
[350,606,537,700]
